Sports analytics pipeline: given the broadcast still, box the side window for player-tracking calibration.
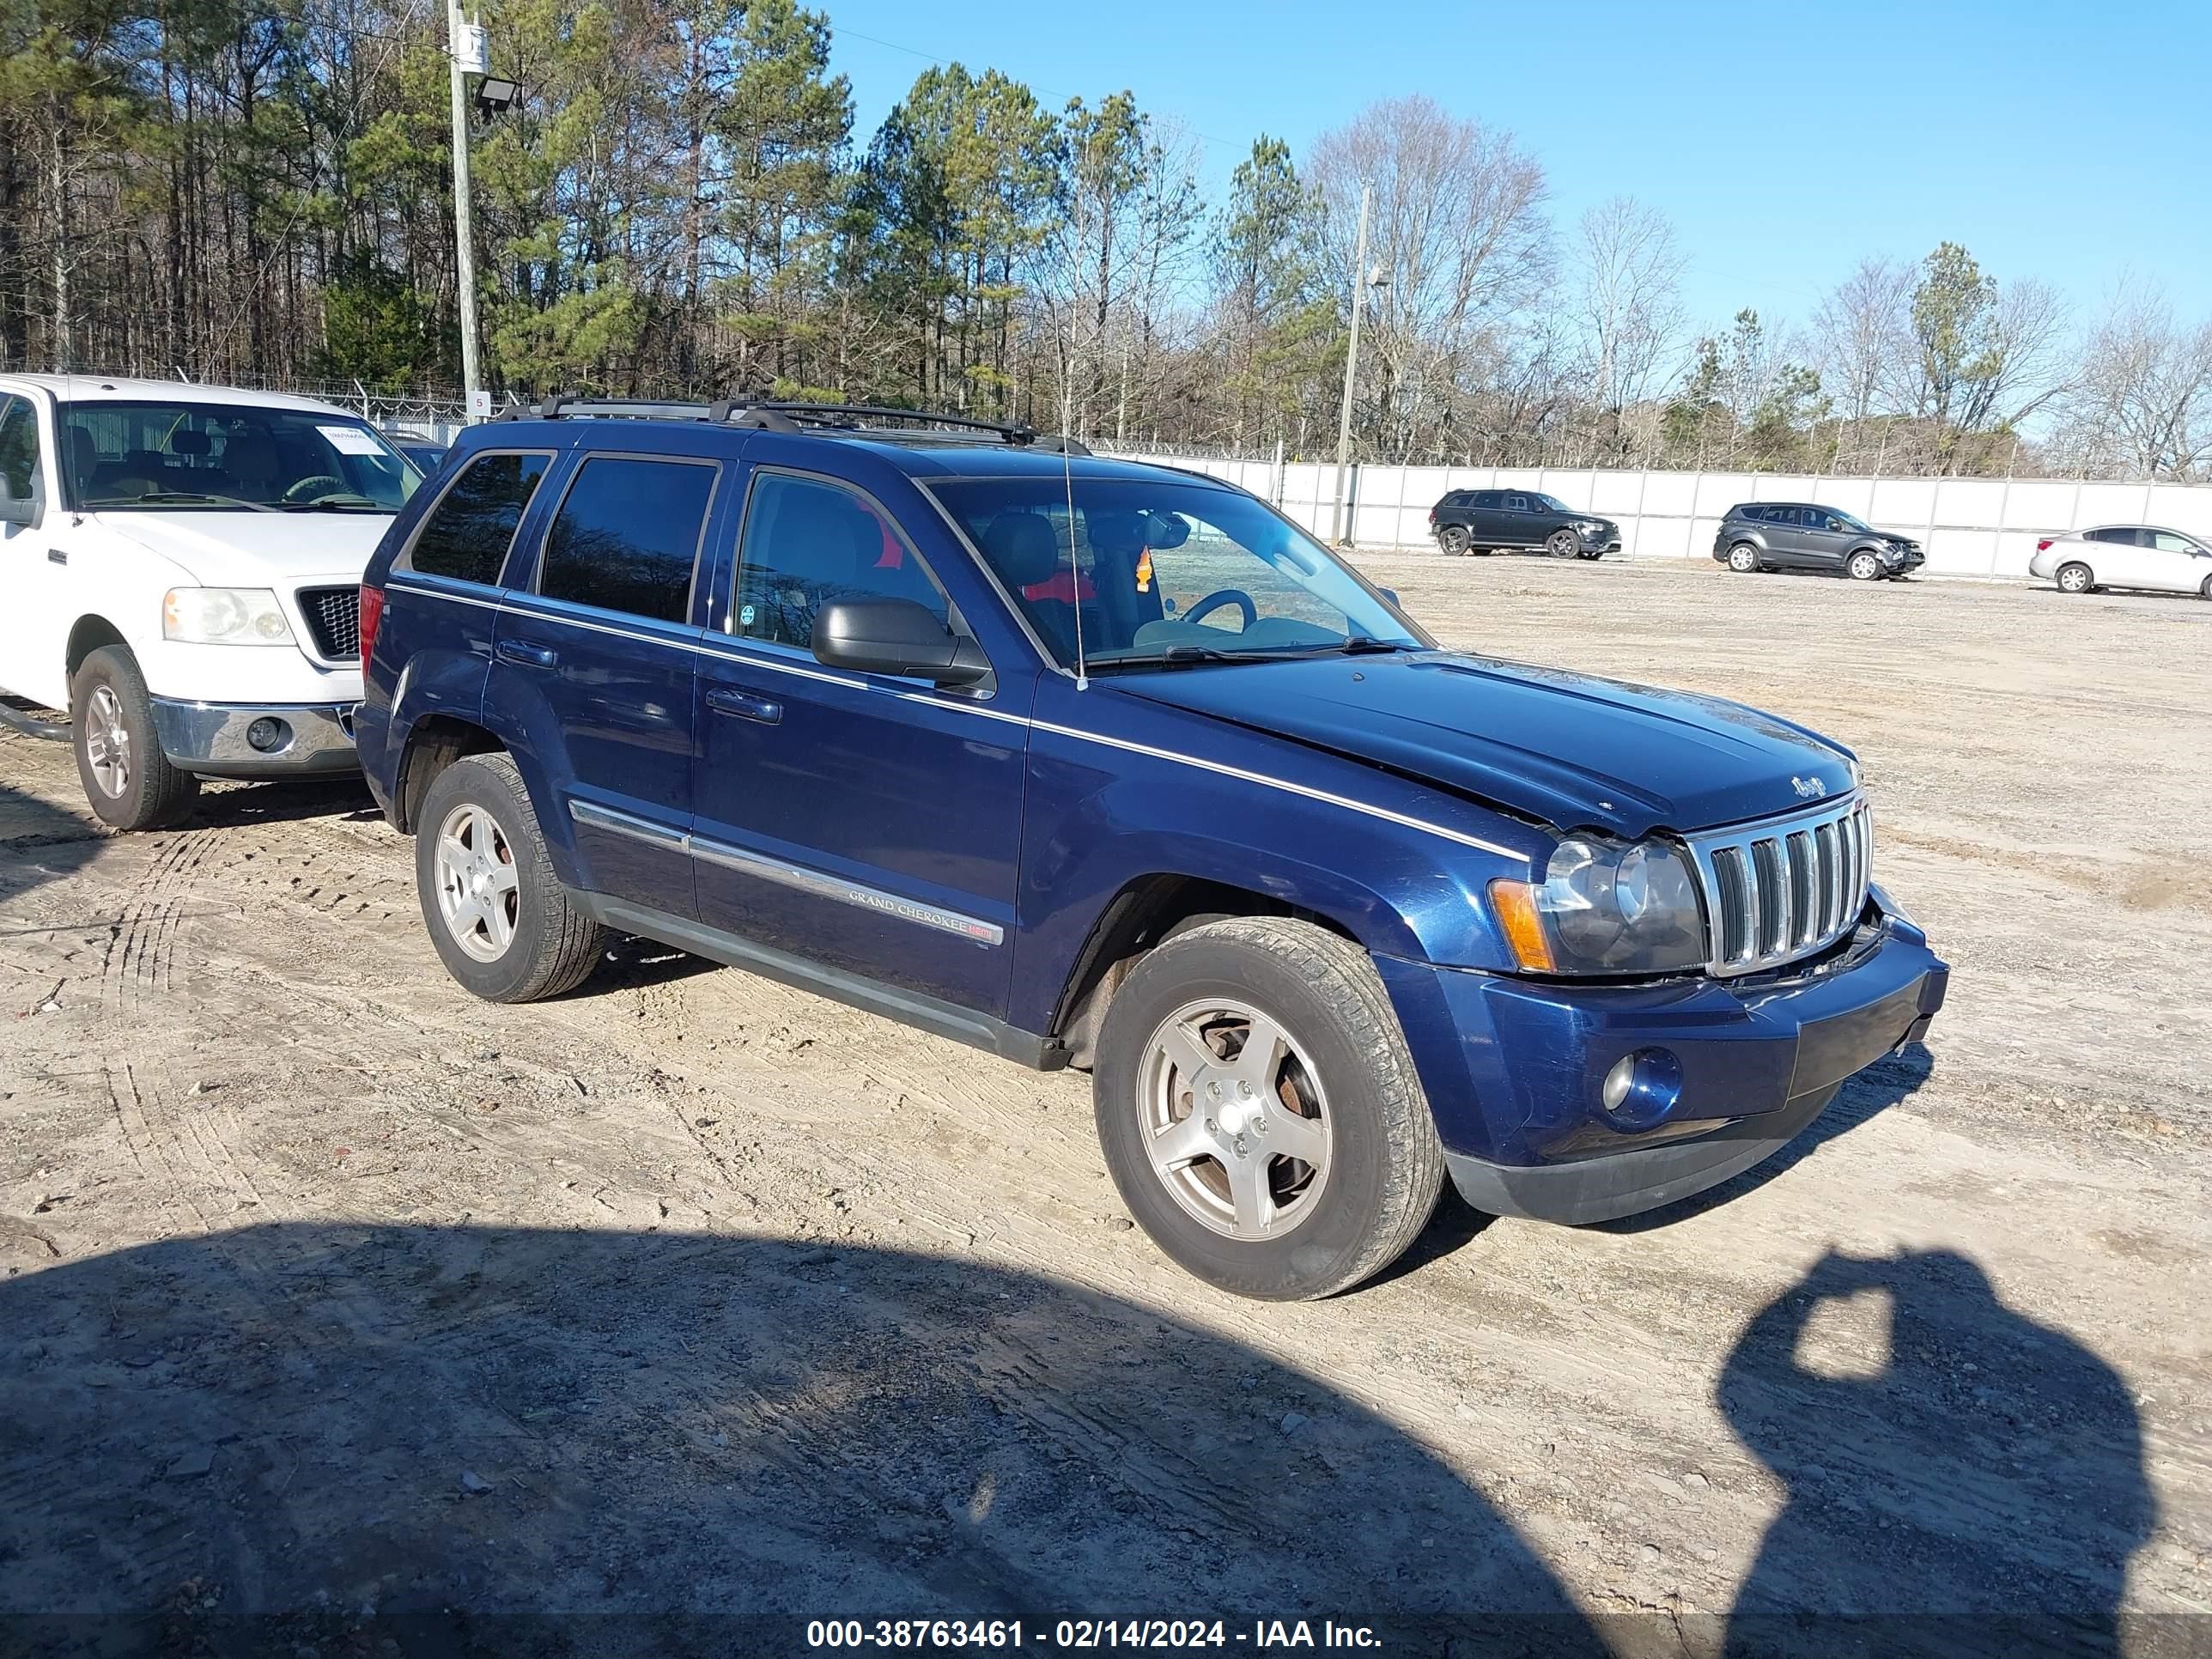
[1470,490,1501,508]
[732,472,947,651]
[2086,527,2130,544]
[1803,507,1832,528]
[538,456,717,625]
[405,451,550,586]
[2147,531,2193,553]
[0,395,40,504]
[1743,505,1774,522]
[1504,495,1529,513]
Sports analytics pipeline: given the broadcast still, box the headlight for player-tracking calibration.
[1488,835,1707,975]
[1881,545,1905,562]
[1575,520,1602,534]
[164,587,295,646]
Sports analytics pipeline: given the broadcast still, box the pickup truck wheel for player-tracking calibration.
[1437,525,1470,556]
[70,647,198,831]
[1092,917,1443,1301]
[1727,543,1760,573]
[414,754,607,1003]
[1847,550,1884,581]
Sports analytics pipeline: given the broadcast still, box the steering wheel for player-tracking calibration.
[282,475,347,504]
[1183,589,1258,631]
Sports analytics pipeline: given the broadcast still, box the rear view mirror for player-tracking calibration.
[1145,511,1191,549]
[812,599,990,688]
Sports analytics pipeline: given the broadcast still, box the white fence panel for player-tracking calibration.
[1111,452,2212,580]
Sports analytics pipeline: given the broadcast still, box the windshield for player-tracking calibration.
[1528,492,1572,513]
[60,400,421,512]
[928,476,1424,670]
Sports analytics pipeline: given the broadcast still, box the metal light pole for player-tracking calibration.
[1331,183,1373,544]
[447,0,485,415]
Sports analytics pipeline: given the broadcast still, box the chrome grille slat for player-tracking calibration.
[1685,793,1872,977]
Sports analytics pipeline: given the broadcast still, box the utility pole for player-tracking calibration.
[1331,183,1372,545]
[447,0,484,415]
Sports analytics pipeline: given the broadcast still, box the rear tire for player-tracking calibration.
[1437,524,1470,556]
[1092,917,1444,1301]
[70,647,198,831]
[414,753,607,1003]
[1727,543,1760,574]
[2057,562,2093,594]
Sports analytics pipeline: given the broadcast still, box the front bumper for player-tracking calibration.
[1579,527,1622,552]
[149,697,360,779]
[1376,888,1947,1224]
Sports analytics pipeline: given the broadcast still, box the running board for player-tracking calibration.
[0,700,69,742]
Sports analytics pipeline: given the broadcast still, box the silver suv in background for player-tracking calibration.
[1714,502,1923,581]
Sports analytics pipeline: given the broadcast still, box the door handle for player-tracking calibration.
[706,686,782,725]
[495,638,558,669]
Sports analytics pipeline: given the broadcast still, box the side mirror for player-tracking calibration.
[0,477,33,528]
[1378,586,1401,607]
[812,599,990,688]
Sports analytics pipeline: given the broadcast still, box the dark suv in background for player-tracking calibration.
[1715,502,1923,580]
[1430,489,1620,560]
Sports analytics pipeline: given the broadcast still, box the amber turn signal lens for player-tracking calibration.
[1487,878,1555,972]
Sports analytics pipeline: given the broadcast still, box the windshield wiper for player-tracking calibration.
[1334,635,1415,654]
[280,495,386,513]
[89,490,277,513]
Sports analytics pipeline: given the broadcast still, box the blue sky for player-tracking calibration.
[820,0,2212,337]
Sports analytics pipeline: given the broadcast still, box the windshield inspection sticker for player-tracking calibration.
[317,424,386,456]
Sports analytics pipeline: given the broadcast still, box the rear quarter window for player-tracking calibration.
[404,451,551,586]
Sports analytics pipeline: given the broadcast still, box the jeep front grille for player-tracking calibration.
[1684,796,1870,975]
[298,586,361,660]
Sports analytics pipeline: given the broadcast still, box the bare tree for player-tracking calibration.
[1811,256,1913,422]
[1306,95,1549,461]
[1573,196,1685,459]
[2051,277,2212,479]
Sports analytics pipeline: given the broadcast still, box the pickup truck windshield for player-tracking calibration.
[928,476,1422,671]
[60,400,420,512]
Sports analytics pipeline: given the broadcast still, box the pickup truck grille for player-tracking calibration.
[298,586,361,660]
[1683,796,1871,976]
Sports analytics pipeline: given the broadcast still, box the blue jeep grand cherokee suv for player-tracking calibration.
[356,399,1947,1301]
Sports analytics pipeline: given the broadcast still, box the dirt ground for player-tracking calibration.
[1,558,2207,1658]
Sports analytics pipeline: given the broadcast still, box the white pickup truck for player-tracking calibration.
[0,375,422,828]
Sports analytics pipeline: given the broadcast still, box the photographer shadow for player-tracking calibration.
[1719,1248,2154,1657]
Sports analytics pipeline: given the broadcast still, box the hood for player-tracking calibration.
[92,509,391,586]
[1107,651,1856,839]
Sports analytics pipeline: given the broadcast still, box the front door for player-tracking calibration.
[1500,493,1534,547]
[690,466,1028,1018]
[2142,530,2206,593]
[0,393,62,705]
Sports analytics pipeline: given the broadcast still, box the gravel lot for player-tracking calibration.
[1,556,2206,1656]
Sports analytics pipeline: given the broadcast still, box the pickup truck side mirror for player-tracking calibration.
[812,598,990,688]
[0,477,35,528]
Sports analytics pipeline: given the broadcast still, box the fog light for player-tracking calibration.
[1601,1048,1683,1127]
[246,716,289,752]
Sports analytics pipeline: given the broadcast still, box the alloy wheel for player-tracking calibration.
[434,802,521,963]
[82,685,131,799]
[1136,998,1333,1241]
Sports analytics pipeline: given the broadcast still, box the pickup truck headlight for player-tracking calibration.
[1488,835,1707,975]
[164,587,295,646]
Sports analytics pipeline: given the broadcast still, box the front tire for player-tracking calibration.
[1727,543,1760,574]
[2057,562,2093,594]
[1846,550,1883,581]
[1092,918,1444,1301]
[70,646,198,830]
[414,753,607,1002]
[1437,524,1470,556]
[1546,529,1580,558]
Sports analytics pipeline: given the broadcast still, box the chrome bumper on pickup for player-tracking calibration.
[149,698,359,779]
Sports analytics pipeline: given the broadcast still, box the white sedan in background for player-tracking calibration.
[2030,525,2212,597]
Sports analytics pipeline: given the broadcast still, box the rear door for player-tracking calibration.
[2087,527,2151,587]
[690,460,1028,1018]
[486,446,726,915]
[1467,489,1504,544]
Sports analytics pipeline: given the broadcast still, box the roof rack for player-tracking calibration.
[490,392,1092,455]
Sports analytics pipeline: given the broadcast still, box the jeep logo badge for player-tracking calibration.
[1791,775,1828,799]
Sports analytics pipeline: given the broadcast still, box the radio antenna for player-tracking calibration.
[1062,422,1087,690]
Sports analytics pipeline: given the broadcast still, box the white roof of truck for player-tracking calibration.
[0,374,364,418]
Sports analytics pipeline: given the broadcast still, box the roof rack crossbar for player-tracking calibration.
[484,395,1091,454]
